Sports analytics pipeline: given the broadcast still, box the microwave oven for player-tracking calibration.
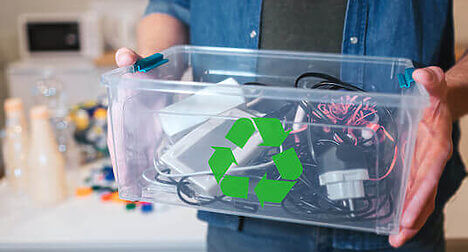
[18,12,103,59]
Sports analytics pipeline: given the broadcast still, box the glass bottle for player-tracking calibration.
[27,105,66,204]
[2,98,29,193]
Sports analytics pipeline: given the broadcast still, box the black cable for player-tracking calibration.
[295,72,343,87]
[294,72,365,92]
[310,81,365,92]
[282,71,397,222]
[153,168,259,213]
[243,82,268,86]
[154,167,177,185]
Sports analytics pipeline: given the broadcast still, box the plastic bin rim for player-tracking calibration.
[165,45,417,65]
[101,45,430,108]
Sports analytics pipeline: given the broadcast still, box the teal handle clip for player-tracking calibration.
[133,53,169,73]
[397,68,415,88]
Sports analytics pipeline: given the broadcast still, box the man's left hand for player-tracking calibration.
[389,67,453,247]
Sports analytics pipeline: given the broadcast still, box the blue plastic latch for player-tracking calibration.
[398,68,416,88]
[133,53,169,73]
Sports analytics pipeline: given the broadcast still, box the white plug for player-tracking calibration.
[318,169,369,200]
[292,105,306,131]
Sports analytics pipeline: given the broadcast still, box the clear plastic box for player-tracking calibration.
[102,46,429,234]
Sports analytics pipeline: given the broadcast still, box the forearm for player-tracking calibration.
[137,13,188,57]
[446,50,468,120]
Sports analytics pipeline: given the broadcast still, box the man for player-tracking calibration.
[113,0,468,251]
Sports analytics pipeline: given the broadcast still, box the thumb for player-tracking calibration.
[412,66,447,100]
[115,47,141,67]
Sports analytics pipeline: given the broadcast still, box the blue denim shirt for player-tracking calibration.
[145,0,465,250]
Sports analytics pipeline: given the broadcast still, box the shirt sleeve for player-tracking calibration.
[144,0,190,25]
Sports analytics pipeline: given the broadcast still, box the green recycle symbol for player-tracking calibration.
[208,117,303,207]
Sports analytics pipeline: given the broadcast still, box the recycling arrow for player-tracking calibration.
[226,118,255,148]
[254,174,296,207]
[271,148,303,180]
[220,175,249,199]
[207,117,303,207]
[253,117,291,147]
[208,147,237,183]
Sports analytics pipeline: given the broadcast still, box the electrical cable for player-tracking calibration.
[152,158,275,178]
[281,72,396,221]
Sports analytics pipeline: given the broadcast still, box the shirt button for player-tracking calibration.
[250,30,257,38]
[350,36,359,44]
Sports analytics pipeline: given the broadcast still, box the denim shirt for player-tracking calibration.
[145,0,465,250]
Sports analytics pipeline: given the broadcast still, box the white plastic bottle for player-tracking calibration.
[2,98,29,193]
[27,105,66,204]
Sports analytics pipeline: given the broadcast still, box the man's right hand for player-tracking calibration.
[107,47,142,175]
[115,47,141,67]
[109,11,188,181]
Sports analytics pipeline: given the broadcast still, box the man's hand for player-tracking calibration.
[107,11,188,185]
[107,47,142,174]
[389,67,453,247]
[115,47,141,67]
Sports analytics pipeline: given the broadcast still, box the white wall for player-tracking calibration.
[454,0,468,44]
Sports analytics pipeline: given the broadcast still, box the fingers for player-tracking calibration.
[412,67,447,99]
[389,228,419,248]
[107,113,118,178]
[401,144,448,221]
[388,137,450,248]
[401,177,438,228]
[115,47,141,67]
[414,67,453,127]
[388,190,435,248]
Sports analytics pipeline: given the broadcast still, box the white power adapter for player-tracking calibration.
[318,169,369,201]
[158,78,245,137]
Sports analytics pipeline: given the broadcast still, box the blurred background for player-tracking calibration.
[0,0,467,251]
[0,0,207,251]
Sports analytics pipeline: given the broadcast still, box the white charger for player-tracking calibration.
[158,78,245,137]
